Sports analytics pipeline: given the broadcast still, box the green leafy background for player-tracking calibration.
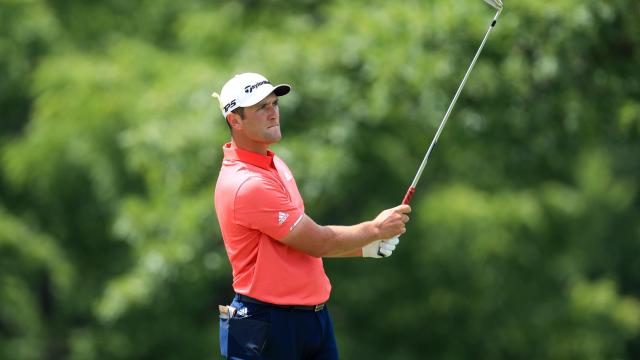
[1,0,639,358]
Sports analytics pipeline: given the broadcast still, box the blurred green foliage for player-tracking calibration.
[1,0,639,358]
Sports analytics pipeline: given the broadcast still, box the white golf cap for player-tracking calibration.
[212,72,291,118]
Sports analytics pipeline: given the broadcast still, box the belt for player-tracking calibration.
[236,294,325,312]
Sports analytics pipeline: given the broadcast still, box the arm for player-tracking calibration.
[280,205,411,258]
[326,247,364,258]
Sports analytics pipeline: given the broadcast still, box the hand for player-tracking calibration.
[362,237,400,258]
[372,205,411,240]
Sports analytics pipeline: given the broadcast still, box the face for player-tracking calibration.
[229,93,281,149]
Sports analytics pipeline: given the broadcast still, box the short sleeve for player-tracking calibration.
[234,176,305,241]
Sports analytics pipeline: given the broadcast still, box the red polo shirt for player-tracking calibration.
[214,142,331,305]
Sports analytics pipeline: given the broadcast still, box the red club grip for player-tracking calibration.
[402,187,416,205]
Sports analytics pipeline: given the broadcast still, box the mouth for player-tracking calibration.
[267,124,280,129]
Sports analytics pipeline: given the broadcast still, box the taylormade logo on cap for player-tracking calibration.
[212,73,291,118]
[245,80,270,93]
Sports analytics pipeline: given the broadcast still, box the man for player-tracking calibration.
[212,72,411,359]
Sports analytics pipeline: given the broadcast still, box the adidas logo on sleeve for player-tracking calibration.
[278,212,289,225]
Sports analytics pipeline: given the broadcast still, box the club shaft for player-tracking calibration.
[405,9,502,201]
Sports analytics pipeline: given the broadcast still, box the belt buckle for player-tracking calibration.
[314,304,324,312]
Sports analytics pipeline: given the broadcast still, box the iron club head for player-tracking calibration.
[483,0,503,10]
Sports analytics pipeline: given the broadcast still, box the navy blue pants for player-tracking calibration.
[219,295,339,359]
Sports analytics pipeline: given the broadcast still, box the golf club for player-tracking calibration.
[379,0,504,256]
[401,0,503,205]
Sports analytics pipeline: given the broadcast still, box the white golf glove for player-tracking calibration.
[362,237,400,258]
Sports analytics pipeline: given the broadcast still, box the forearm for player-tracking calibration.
[280,205,410,258]
[320,223,379,257]
[325,247,364,258]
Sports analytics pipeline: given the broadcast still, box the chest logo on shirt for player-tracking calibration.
[278,211,289,225]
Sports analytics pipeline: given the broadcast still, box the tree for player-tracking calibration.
[1,0,639,358]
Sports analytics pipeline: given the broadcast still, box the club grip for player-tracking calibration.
[376,187,415,257]
[402,187,416,205]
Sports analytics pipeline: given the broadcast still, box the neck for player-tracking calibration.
[231,138,269,155]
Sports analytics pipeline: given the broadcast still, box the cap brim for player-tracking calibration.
[273,84,291,96]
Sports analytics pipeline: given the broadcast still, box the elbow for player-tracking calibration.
[286,223,337,258]
[315,227,347,257]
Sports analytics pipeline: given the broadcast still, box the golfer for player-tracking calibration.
[212,72,411,359]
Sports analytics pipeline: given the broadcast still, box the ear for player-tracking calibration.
[226,113,242,130]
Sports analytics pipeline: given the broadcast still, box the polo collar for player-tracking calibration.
[222,142,275,170]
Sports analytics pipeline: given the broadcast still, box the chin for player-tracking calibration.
[271,135,282,143]
[266,131,282,142]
